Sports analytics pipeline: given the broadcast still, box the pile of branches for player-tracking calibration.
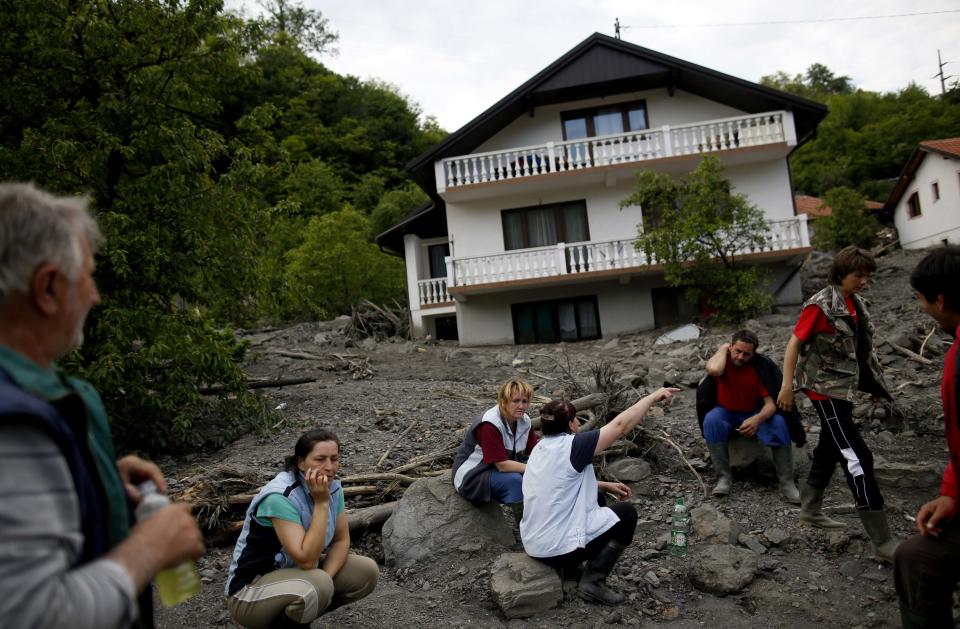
[173,444,457,547]
[347,299,411,341]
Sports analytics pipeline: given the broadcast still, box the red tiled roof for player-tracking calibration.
[920,138,960,159]
[795,196,883,218]
[795,195,831,218]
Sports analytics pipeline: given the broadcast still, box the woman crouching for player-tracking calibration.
[521,389,677,605]
[225,429,378,628]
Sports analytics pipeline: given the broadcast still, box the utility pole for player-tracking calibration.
[933,49,954,95]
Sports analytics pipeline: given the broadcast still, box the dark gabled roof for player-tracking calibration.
[884,137,960,212]
[375,201,445,256]
[405,32,828,192]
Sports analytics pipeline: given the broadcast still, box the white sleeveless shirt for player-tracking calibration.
[520,433,619,557]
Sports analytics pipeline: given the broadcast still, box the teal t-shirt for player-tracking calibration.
[254,489,345,527]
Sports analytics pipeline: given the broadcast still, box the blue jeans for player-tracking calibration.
[703,406,791,447]
[489,471,523,503]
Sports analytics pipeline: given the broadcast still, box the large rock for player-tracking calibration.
[604,457,651,482]
[874,460,943,489]
[690,503,743,545]
[382,472,513,567]
[490,553,563,618]
[689,544,759,595]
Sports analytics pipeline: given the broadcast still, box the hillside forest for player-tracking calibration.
[1,0,958,452]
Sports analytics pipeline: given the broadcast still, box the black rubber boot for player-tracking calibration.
[859,509,898,563]
[578,541,627,605]
[771,446,800,504]
[707,442,732,497]
[799,482,846,529]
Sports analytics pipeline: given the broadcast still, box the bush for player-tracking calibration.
[811,187,880,251]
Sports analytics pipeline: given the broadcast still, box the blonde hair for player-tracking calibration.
[497,378,533,420]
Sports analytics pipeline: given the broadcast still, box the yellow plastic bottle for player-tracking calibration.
[135,481,202,607]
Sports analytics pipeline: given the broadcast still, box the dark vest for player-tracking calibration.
[0,369,109,565]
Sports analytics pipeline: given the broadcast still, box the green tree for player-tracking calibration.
[254,0,338,54]
[0,0,270,453]
[284,208,406,317]
[621,157,772,322]
[370,183,429,237]
[810,187,880,251]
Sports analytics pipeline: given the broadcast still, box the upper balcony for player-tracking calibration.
[434,111,796,201]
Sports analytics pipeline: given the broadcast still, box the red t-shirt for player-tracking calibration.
[940,325,959,499]
[475,422,538,464]
[793,295,858,401]
[716,361,769,413]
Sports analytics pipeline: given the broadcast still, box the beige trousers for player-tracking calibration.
[228,554,379,628]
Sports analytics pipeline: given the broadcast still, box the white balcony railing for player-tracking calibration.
[435,111,795,193]
[417,277,452,306]
[445,216,809,289]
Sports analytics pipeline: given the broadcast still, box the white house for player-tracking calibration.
[887,138,960,249]
[376,33,826,346]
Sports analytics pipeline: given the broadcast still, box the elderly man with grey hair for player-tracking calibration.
[0,183,205,628]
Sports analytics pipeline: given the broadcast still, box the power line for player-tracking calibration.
[620,9,960,30]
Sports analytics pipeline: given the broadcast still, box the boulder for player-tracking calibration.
[490,553,563,619]
[764,528,791,546]
[690,503,743,545]
[689,545,759,595]
[604,457,652,482]
[382,472,513,567]
[738,533,767,554]
[874,460,943,489]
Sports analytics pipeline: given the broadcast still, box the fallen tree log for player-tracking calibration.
[207,502,399,546]
[200,377,317,395]
[532,392,609,429]
[347,502,398,534]
[886,341,933,365]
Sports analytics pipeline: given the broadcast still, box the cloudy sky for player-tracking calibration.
[235,1,959,131]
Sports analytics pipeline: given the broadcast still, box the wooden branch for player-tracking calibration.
[387,445,459,474]
[347,502,398,533]
[268,349,325,361]
[377,419,419,469]
[646,428,707,498]
[886,341,933,365]
[340,472,417,484]
[344,485,380,496]
[199,377,316,395]
[919,326,937,359]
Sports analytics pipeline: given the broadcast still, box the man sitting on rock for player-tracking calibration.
[696,329,805,502]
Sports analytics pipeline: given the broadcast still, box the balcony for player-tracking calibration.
[417,277,453,307]
[434,111,796,196]
[441,216,809,298]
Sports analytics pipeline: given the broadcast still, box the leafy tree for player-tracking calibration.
[370,183,429,238]
[621,157,772,322]
[0,0,270,453]
[284,208,406,317]
[254,0,338,54]
[760,63,853,101]
[810,187,880,251]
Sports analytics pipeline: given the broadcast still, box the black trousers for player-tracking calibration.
[536,501,637,571]
[808,397,884,510]
[894,523,960,628]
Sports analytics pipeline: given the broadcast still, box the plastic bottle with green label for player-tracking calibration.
[135,481,202,607]
[670,497,689,557]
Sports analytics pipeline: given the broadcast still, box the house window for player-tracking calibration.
[561,100,648,140]
[502,200,589,250]
[512,296,601,344]
[427,243,449,279]
[907,191,922,218]
[932,181,940,201]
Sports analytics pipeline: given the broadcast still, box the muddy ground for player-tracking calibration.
[153,248,952,629]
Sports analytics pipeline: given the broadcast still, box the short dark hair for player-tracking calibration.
[285,428,341,472]
[731,329,759,351]
[910,246,960,312]
[539,399,578,436]
[828,246,877,285]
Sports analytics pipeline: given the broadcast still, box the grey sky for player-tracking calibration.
[236,1,960,132]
